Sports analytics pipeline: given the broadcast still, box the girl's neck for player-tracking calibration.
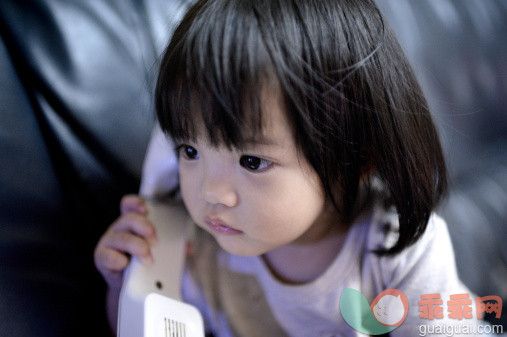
[262,223,349,285]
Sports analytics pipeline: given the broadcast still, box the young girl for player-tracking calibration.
[95,0,485,335]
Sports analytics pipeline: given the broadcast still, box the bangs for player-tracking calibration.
[155,0,275,149]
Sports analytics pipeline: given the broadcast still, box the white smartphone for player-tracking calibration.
[117,200,205,337]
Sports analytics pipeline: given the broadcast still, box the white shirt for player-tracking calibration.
[182,203,486,337]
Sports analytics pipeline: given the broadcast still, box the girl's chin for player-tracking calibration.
[214,235,268,257]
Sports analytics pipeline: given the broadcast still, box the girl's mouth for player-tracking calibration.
[204,216,243,235]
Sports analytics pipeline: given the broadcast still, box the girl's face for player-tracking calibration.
[177,93,339,256]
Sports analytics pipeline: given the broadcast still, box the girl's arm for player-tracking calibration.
[94,195,157,334]
[106,286,121,333]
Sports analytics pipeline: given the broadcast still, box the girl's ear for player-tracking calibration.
[359,146,374,182]
[360,162,375,182]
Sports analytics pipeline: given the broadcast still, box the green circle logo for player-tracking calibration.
[340,288,409,335]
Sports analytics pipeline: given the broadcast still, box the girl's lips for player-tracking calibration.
[204,216,243,235]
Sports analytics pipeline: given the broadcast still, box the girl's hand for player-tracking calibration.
[94,194,158,290]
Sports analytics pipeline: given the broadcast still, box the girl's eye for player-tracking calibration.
[178,145,199,160]
[240,155,273,172]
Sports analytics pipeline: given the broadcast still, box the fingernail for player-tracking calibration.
[142,255,153,265]
[148,237,158,247]
[185,242,194,256]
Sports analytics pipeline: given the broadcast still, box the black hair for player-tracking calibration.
[155,0,448,254]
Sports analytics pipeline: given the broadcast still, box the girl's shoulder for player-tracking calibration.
[363,203,460,292]
[360,178,451,256]
[367,205,452,256]
[366,204,449,253]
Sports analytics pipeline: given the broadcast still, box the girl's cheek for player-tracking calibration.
[241,169,279,194]
[179,164,196,201]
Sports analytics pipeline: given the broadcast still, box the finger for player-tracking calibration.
[112,213,157,244]
[97,247,131,272]
[94,248,128,289]
[106,231,153,265]
[120,194,147,214]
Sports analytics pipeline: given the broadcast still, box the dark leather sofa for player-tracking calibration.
[0,0,504,336]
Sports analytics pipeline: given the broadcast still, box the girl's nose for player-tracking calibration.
[198,170,238,208]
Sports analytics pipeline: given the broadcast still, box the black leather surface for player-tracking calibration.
[0,1,168,335]
[0,0,504,335]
